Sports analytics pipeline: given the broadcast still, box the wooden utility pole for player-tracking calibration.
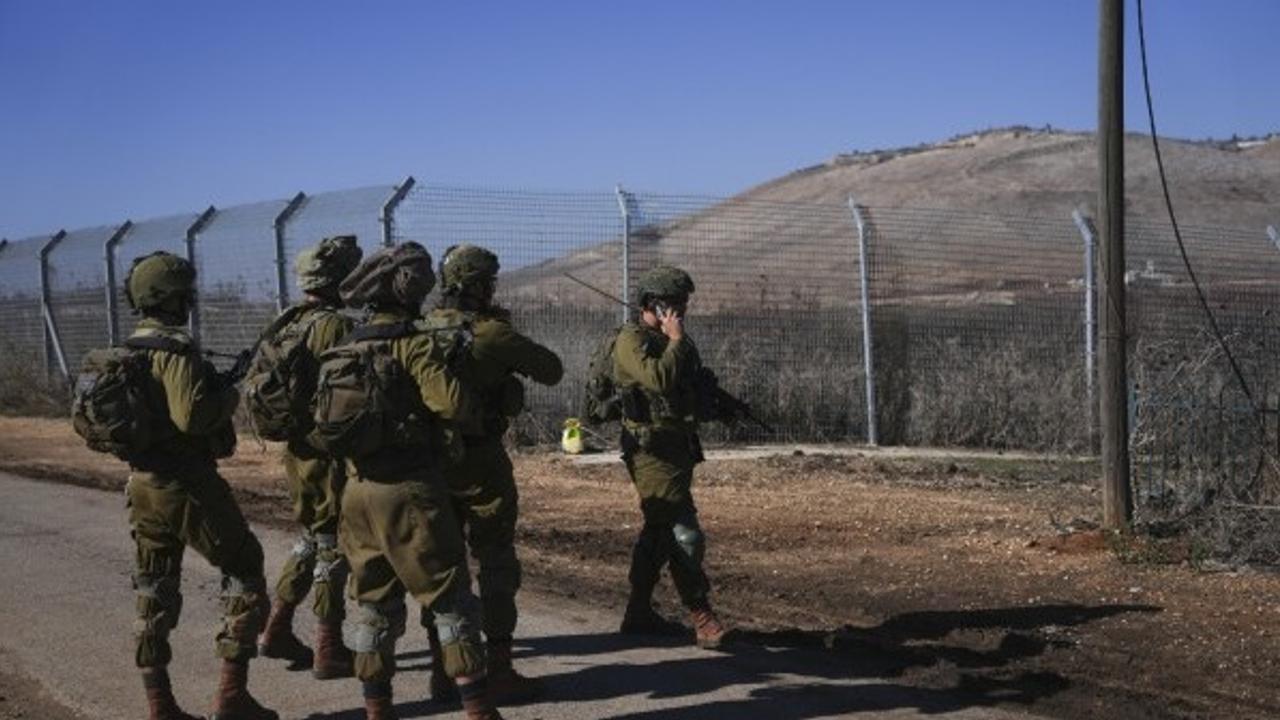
[1098,0,1133,529]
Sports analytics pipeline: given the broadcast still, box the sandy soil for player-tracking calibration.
[1,416,1277,719]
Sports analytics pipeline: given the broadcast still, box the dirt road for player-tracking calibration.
[2,416,1278,718]
[0,471,1044,720]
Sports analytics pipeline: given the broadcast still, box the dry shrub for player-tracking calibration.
[1128,329,1280,565]
[0,344,67,417]
[902,340,1089,453]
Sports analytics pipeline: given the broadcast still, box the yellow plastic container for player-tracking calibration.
[561,418,585,454]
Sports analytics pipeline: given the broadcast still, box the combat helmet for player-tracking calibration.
[296,234,364,294]
[439,244,499,295]
[124,251,197,320]
[635,265,695,307]
[339,242,435,311]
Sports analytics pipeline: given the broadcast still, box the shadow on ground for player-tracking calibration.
[304,602,1159,720]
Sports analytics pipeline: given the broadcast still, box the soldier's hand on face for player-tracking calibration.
[659,307,684,341]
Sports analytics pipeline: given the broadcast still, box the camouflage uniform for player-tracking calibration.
[127,318,267,670]
[426,305,562,641]
[419,245,562,703]
[119,252,277,720]
[614,265,726,648]
[258,236,362,678]
[332,243,503,720]
[614,322,712,609]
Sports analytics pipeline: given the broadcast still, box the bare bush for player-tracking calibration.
[902,340,1089,453]
[1129,327,1280,565]
[0,343,66,417]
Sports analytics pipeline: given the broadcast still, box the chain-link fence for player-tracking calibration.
[2,179,1277,516]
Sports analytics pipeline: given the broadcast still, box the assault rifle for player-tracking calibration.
[564,272,775,434]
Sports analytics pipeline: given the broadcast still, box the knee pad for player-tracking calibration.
[290,531,318,563]
[134,572,183,634]
[344,598,407,654]
[430,582,482,648]
[312,533,348,583]
[672,519,705,566]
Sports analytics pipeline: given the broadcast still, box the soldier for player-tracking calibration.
[322,242,504,720]
[120,252,277,719]
[255,235,362,678]
[614,265,728,649]
[422,245,563,704]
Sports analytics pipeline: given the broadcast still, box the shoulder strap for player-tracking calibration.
[123,335,188,354]
[346,321,416,344]
[257,304,312,342]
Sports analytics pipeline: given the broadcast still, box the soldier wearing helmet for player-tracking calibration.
[256,235,362,679]
[332,242,504,720]
[613,264,727,649]
[121,251,278,719]
[420,244,563,704]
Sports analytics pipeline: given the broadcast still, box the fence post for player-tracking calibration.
[848,197,879,446]
[39,230,70,383]
[274,192,307,313]
[381,176,416,247]
[615,185,633,322]
[103,220,134,346]
[1073,209,1098,449]
[186,206,217,343]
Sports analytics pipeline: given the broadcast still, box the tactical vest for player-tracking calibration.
[582,325,624,425]
[587,324,691,427]
[72,335,184,461]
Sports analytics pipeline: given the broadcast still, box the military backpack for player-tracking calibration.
[71,336,183,461]
[308,321,471,458]
[243,305,330,441]
[582,325,624,425]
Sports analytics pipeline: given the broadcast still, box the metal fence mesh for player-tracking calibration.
[193,199,287,358]
[281,186,395,304]
[625,194,866,442]
[47,224,116,372]
[864,207,1089,451]
[1125,219,1280,525]
[3,179,1278,519]
[0,236,46,362]
[393,185,624,442]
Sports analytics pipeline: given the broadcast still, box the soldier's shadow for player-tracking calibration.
[529,602,1156,718]
[305,602,1159,720]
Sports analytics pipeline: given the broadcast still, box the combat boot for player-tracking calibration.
[691,605,728,649]
[312,619,354,680]
[426,624,458,704]
[141,668,202,720]
[458,679,505,720]
[486,638,543,704]
[364,695,398,720]
[257,598,312,664]
[209,660,279,720]
[620,598,685,636]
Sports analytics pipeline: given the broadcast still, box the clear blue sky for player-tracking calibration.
[1,0,1276,239]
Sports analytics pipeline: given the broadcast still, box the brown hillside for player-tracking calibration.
[502,129,1280,311]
